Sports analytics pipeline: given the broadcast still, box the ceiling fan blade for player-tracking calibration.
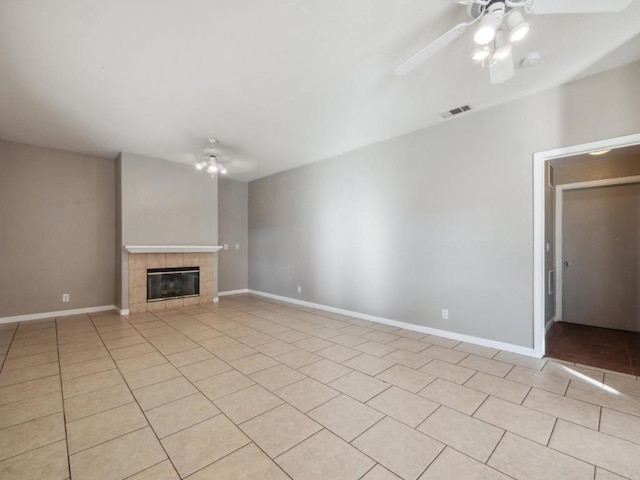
[394,23,469,76]
[490,51,515,84]
[525,0,632,14]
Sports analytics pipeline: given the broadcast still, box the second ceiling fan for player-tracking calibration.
[394,0,634,84]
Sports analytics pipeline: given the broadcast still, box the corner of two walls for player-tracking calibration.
[217,178,249,293]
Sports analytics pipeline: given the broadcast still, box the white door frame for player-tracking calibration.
[554,175,640,323]
[532,133,640,358]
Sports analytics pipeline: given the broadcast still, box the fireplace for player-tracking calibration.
[147,266,200,302]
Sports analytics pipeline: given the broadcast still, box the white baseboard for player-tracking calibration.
[218,289,249,297]
[545,317,557,334]
[0,305,116,325]
[247,290,539,358]
[116,308,130,316]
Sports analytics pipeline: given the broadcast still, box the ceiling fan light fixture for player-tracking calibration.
[195,161,207,171]
[492,30,512,61]
[506,11,530,43]
[474,16,498,45]
[206,164,218,174]
[472,45,491,61]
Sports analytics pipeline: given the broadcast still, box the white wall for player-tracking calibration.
[248,61,640,349]
[218,178,249,292]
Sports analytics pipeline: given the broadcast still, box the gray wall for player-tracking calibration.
[249,61,640,349]
[218,178,248,292]
[117,153,218,308]
[0,139,116,317]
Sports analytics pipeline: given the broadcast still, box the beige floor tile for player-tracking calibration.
[419,378,487,415]
[134,376,197,410]
[70,426,166,480]
[214,344,259,361]
[0,440,69,480]
[549,420,640,480]
[474,396,555,445]
[293,336,334,352]
[189,443,288,480]
[387,338,430,353]
[489,432,594,480]
[417,346,464,365]
[566,378,640,417]
[214,384,283,423]
[298,359,352,383]
[316,344,361,363]
[59,346,109,366]
[383,349,433,369]
[505,366,569,395]
[162,415,250,477]
[147,393,220,438]
[362,464,402,480]
[494,351,547,371]
[250,364,306,391]
[103,334,147,350]
[0,391,63,429]
[364,331,399,344]
[422,336,461,349]
[7,341,58,359]
[67,402,148,454]
[329,371,391,402]
[255,340,298,357]
[228,353,279,374]
[343,353,395,376]
[307,327,343,339]
[148,333,198,355]
[376,364,435,393]
[2,350,58,371]
[418,406,504,462]
[595,468,629,480]
[454,343,501,358]
[367,386,438,427]
[276,348,322,368]
[420,359,475,384]
[523,388,600,429]
[58,339,104,355]
[542,361,604,383]
[458,355,513,378]
[356,341,399,357]
[331,333,368,348]
[197,369,256,400]
[275,377,339,412]
[115,351,168,373]
[199,335,241,351]
[353,417,444,480]
[64,383,134,421]
[465,372,530,404]
[240,404,321,457]
[419,447,510,480]
[61,356,116,381]
[278,429,375,480]
[63,368,124,398]
[128,460,180,480]
[0,412,65,461]
[600,408,640,444]
[309,394,384,441]
[165,347,214,367]
[110,342,156,360]
[0,361,59,387]
[179,357,232,382]
[123,362,182,389]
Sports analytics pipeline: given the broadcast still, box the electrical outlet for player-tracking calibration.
[62,294,70,303]
[223,244,229,250]
[297,286,302,293]
[442,309,449,320]
[235,244,240,250]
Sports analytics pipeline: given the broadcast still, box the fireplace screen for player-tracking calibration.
[147,267,200,301]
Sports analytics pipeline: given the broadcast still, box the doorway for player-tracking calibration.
[532,134,640,364]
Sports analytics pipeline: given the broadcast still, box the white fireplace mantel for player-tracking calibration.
[124,245,223,254]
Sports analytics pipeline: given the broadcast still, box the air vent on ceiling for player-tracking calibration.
[439,105,472,119]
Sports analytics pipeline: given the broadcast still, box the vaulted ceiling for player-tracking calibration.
[1,0,639,180]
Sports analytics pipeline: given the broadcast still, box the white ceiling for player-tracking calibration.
[1,0,639,181]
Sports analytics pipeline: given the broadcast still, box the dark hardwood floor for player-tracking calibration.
[546,322,640,376]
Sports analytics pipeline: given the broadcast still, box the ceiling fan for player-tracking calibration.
[195,138,229,178]
[394,0,633,84]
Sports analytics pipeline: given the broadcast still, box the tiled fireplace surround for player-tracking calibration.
[128,252,215,313]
